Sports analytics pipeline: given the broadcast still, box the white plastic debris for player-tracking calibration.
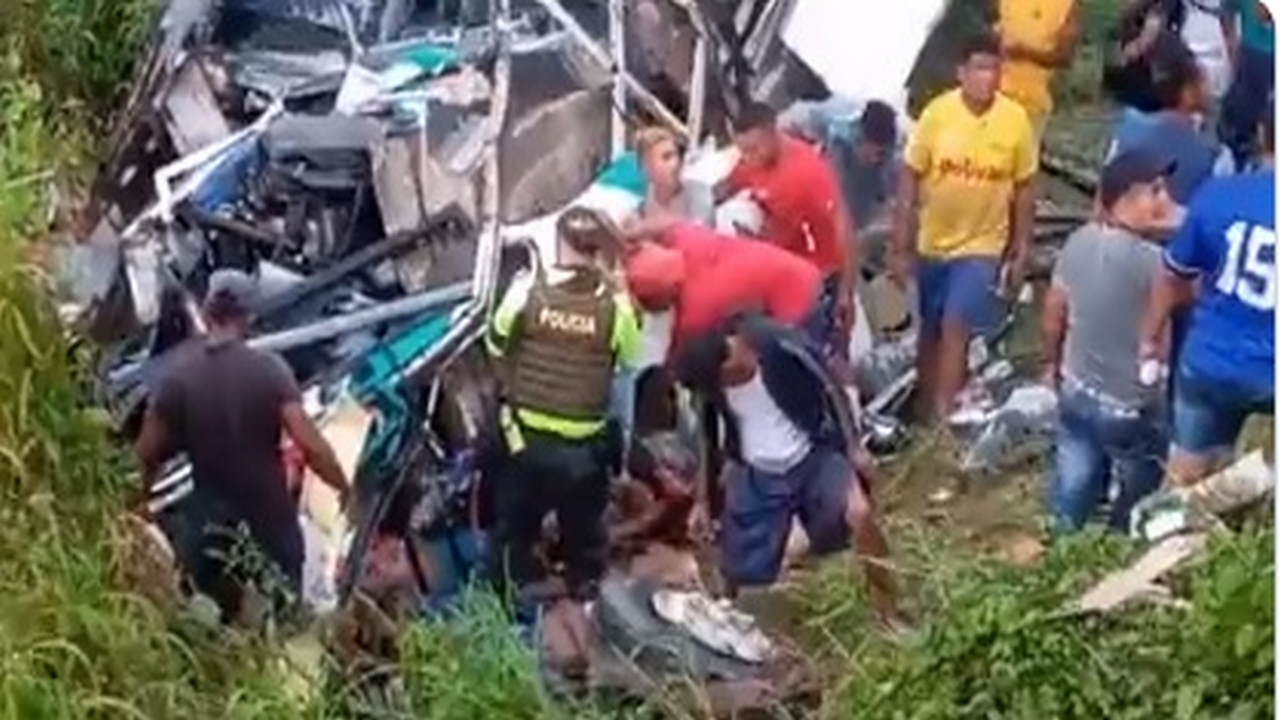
[300,514,352,613]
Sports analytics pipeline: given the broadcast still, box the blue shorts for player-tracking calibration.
[1171,366,1273,456]
[720,448,853,587]
[917,257,1001,336]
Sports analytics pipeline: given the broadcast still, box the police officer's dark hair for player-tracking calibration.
[556,206,619,256]
[1148,37,1201,111]
[733,101,778,135]
[673,327,730,394]
[959,33,1002,63]
[860,101,898,148]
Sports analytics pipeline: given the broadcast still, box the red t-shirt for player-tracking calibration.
[663,223,821,344]
[723,135,846,276]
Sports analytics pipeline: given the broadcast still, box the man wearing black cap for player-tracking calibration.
[134,269,350,622]
[1040,150,1177,531]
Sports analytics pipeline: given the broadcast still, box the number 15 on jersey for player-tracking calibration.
[1217,222,1277,312]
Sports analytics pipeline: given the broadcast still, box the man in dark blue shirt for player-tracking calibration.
[1141,107,1275,486]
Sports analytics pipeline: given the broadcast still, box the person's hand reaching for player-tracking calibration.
[687,501,713,546]
[886,244,914,290]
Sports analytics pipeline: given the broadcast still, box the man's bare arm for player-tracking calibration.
[889,169,919,260]
[835,198,860,292]
[1140,269,1195,358]
[281,402,349,497]
[1039,285,1068,385]
[133,403,170,498]
[1006,179,1037,284]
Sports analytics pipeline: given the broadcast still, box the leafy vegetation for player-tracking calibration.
[798,523,1274,719]
[0,0,1273,718]
[0,3,324,718]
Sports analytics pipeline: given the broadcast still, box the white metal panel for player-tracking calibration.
[782,0,947,116]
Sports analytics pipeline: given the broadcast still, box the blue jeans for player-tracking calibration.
[916,257,1001,337]
[609,367,638,439]
[1049,384,1166,533]
[721,448,854,587]
[1171,365,1273,457]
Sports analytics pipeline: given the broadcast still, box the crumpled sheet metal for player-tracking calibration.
[500,86,613,223]
[955,384,1058,473]
[73,0,834,431]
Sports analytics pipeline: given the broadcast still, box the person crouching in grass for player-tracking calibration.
[673,312,907,631]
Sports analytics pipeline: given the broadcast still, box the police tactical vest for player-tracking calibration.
[507,268,616,420]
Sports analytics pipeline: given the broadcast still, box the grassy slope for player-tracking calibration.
[0,5,325,718]
[0,0,1271,718]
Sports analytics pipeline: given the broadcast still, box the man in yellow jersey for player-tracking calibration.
[996,0,1082,144]
[889,34,1039,423]
[486,207,642,602]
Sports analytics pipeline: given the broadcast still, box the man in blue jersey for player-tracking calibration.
[1140,106,1275,486]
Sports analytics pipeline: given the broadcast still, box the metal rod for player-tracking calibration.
[254,214,464,325]
[476,0,513,305]
[177,205,294,250]
[608,0,626,158]
[400,0,513,385]
[251,282,470,354]
[530,0,688,138]
[688,36,708,146]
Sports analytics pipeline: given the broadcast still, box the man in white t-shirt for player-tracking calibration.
[673,312,905,629]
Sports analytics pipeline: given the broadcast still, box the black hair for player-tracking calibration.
[732,101,778,135]
[958,33,1002,63]
[625,431,696,490]
[673,327,730,393]
[633,367,678,434]
[556,206,619,256]
[859,101,898,148]
[1148,36,1201,111]
[203,293,249,326]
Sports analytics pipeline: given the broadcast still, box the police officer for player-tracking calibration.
[486,207,641,602]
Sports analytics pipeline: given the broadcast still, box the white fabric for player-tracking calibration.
[636,309,674,369]
[1182,0,1232,100]
[715,192,765,236]
[724,372,812,474]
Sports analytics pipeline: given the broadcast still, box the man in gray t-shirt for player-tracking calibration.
[1040,150,1174,533]
[1053,225,1162,407]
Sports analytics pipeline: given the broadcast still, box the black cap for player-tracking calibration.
[1098,149,1175,209]
[203,268,259,317]
[556,206,620,255]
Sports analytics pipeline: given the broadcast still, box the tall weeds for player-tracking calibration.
[0,2,324,717]
[0,1,1271,718]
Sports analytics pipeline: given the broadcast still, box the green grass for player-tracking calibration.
[0,5,329,719]
[796,523,1274,719]
[0,0,1273,718]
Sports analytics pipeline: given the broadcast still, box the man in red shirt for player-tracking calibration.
[623,222,822,352]
[716,102,860,358]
